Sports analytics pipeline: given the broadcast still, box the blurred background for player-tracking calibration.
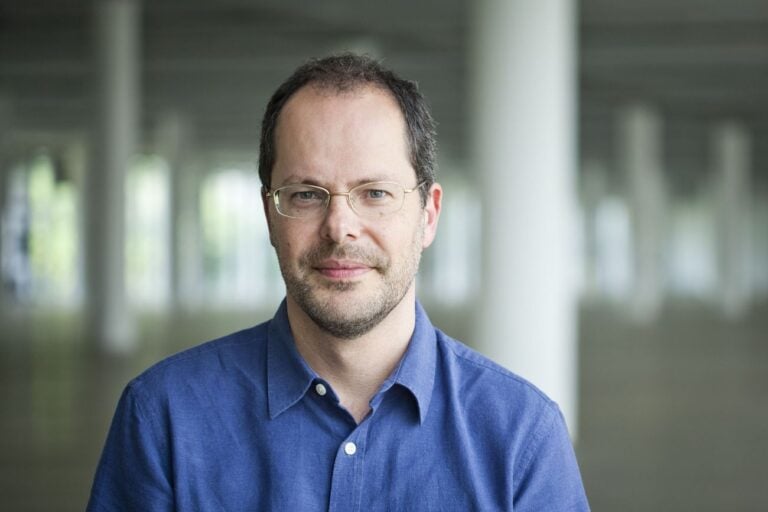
[1,0,767,510]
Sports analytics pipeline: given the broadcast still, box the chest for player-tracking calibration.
[167,394,514,511]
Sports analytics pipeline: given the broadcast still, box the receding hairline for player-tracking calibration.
[272,82,413,168]
[278,81,405,120]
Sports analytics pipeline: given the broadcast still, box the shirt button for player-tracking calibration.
[315,383,327,396]
[344,442,357,456]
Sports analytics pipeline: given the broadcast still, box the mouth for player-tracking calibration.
[313,259,373,280]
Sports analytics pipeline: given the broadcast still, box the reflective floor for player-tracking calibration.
[0,308,274,512]
[578,302,768,511]
[1,302,767,511]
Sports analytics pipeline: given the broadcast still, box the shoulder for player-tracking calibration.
[436,329,555,408]
[431,331,588,507]
[433,329,564,450]
[127,321,270,401]
[432,330,579,480]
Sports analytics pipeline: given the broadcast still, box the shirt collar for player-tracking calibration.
[266,300,317,419]
[266,299,437,424]
[385,300,436,424]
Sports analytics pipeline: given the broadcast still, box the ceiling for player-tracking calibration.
[1,0,767,190]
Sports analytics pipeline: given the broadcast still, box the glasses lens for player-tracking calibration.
[350,182,404,218]
[275,185,328,218]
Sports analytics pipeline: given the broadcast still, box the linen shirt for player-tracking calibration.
[87,301,589,511]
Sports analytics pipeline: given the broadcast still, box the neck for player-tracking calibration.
[286,287,417,423]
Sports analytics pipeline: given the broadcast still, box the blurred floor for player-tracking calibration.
[1,301,767,511]
[578,300,768,511]
[0,308,273,512]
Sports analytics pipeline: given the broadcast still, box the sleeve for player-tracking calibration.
[86,382,174,512]
[513,404,591,511]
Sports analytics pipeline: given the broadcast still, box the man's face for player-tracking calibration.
[264,85,441,339]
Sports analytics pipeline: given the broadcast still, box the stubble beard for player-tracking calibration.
[278,233,423,340]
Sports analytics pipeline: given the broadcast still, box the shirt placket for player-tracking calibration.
[327,419,370,512]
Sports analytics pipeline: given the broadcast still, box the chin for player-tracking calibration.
[305,296,398,340]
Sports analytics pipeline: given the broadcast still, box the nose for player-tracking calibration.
[319,193,361,244]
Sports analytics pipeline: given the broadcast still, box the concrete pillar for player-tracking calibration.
[471,0,579,435]
[0,98,11,227]
[713,122,752,318]
[86,0,140,352]
[63,139,89,306]
[428,172,481,306]
[619,104,666,322]
[157,113,201,310]
[753,197,768,296]
[0,98,12,311]
[580,160,609,302]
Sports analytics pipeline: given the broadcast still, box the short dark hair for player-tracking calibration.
[258,53,437,205]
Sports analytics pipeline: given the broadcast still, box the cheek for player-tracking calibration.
[374,222,422,257]
[273,224,313,258]
[275,235,296,256]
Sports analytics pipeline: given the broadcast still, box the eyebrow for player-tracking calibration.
[275,174,397,189]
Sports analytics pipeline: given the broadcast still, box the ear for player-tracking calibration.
[262,186,277,247]
[421,183,442,249]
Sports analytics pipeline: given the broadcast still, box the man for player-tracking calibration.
[88,54,589,511]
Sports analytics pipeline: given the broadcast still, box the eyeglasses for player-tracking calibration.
[266,180,426,219]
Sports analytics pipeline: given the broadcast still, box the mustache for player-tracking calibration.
[301,243,388,269]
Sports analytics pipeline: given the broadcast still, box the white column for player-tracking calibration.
[86,0,140,352]
[0,98,11,221]
[619,104,666,322]
[713,122,752,318]
[472,0,579,435]
[63,139,89,306]
[753,195,768,296]
[157,113,201,310]
[0,98,12,312]
[580,160,609,302]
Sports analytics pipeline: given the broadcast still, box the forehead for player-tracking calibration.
[272,85,414,185]
[280,83,404,128]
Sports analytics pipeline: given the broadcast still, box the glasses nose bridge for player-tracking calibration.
[326,190,358,215]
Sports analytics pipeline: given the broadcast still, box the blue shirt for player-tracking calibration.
[87,301,589,511]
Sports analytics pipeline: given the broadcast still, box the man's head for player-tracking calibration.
[259,54,442,340]
[259,53,437,205]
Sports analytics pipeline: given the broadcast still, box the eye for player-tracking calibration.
[282,186,327,206]
[358,185,397,202]
[293,190,324,201]
[366,188,390,200]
